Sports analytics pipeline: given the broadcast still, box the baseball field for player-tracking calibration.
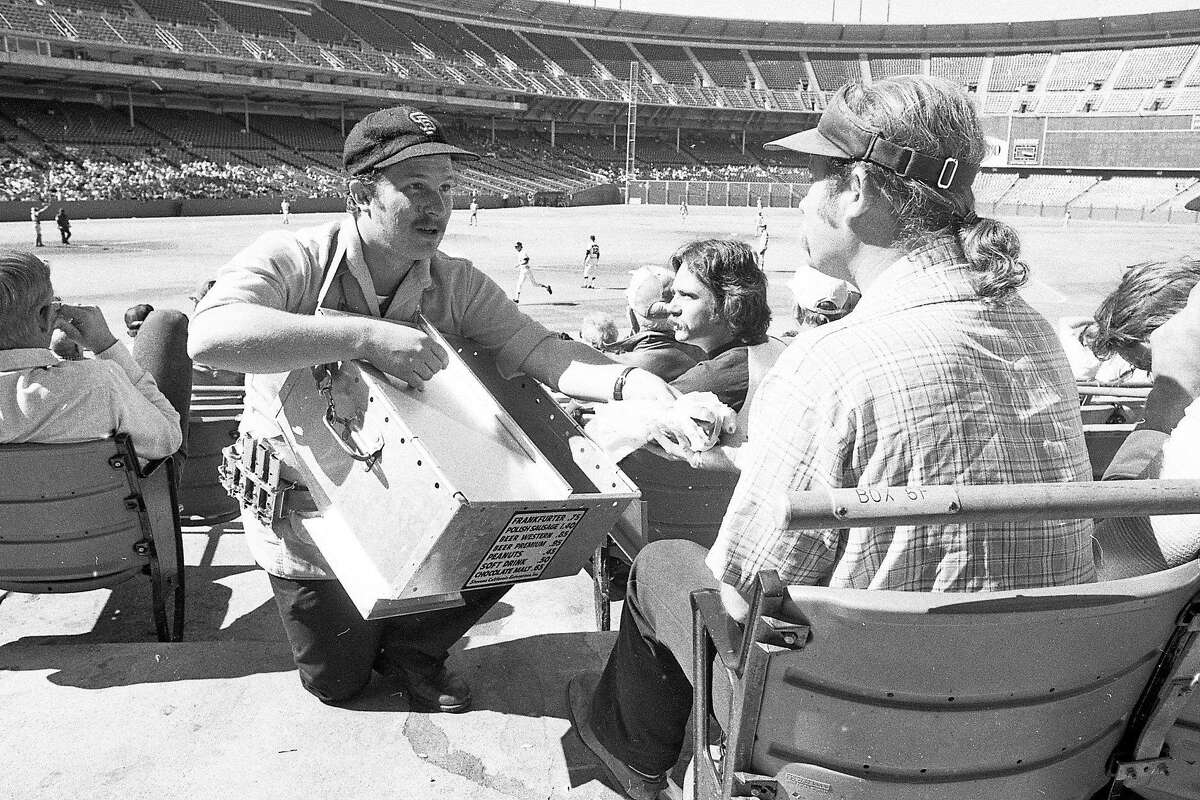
[1,204,1197,338]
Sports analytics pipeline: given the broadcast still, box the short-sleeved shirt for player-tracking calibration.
[707,235,1096,594]
[605,330,702,382]
[670,340,755,412]
[195,214,555,578]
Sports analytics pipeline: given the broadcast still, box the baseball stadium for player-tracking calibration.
[1,0,1200,797]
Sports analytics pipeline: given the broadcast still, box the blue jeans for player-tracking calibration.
[590,540,720,774]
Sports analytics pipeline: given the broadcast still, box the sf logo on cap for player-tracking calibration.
[409,111,438,137]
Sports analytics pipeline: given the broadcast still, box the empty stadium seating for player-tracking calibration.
[989,53,1051,91]
[1113,44,1197,89]
[808,54,861,92]
[999,173,1101,206]
[522,31,593,77]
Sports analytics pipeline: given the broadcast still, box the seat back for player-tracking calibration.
[178,386,243,522]
[0,437,151,589]
[617,446,738,551]
[1084,422,1136,479]
[744,562,1200,800]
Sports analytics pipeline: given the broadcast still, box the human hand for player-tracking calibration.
[1149,284,1200,399]
[648,392,737,460]
[671,392,737,449]
[362,319,449,391]
[55,303,117,354]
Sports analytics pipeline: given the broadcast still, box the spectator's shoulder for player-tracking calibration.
[430,250,488,289]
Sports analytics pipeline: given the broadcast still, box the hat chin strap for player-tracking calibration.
[820,99,978,195]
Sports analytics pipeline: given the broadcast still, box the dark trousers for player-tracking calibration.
[59,226,70,244]
[591,540,719,775]
[269,573,509,704]
[131,309,192,458]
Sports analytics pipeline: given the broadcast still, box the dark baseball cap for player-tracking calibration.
[1186,195,1200,212]
[343,106,478,175]
[765,84,978,199]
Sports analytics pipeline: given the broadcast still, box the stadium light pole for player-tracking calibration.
[625,61,638,204]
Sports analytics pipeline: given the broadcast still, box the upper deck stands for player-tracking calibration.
[323,1,414,55]
[416,14,483,59]
[1113,44,1198,89]
[523,31,593,77]
[930,55,984,88]
[989,52,1051,91]
[137,0,211,28]
[289,5,361,47]
[51,0,126,14]
[465,23,544,70]
[579,37,639,82]
[869,56,921,81]
[210,2,293,39]
[752,51,808,90]
[1045,49,1121,90]
[635,42,697,85]
[808,54,861,91]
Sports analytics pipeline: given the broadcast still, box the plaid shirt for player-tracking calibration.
[707,236,1096,593]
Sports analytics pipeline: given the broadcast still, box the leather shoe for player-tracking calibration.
[568,672,667,800]
[399,664,472,713]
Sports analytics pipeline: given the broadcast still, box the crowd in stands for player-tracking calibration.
[595,163,811,183]
[0,154,344,202]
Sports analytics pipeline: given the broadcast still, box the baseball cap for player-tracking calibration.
[788,266,859,318]
[343,106,478,175]
[765,83,978,199]
[1186,195,1200,212]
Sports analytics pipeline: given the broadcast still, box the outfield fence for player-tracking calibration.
[624,179,1200,224]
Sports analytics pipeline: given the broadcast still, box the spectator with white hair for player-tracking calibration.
[604,265,703,381]
[0,249,189,462]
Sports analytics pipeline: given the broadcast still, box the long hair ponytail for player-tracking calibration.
[838,77,1028,301]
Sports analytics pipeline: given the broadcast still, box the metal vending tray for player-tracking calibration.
[276,322,639,619]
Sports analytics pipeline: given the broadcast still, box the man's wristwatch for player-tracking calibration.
[612,366,637,401]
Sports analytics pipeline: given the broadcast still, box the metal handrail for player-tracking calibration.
[784,479,1200,530]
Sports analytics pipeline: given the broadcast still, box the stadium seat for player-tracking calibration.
[177,384,244,523]
[0,434,185,642]
[592,446,739,629]
[689,479,1200,800]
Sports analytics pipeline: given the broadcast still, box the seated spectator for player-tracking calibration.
[568,76,1094,800]
[664,239,780,413]
[773,264,860,337]
[1082,258,1200,578]
[124,303,154,338]
[0,250,190,462]
[1078,258,1200,379]
[604,265,703,381]
[578,312,619,350]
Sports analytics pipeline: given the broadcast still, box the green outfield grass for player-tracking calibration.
[1,205,1196,338]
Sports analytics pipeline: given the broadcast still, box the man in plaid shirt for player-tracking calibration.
[568,75,1094,800]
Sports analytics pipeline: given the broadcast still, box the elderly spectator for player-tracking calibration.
[0,250,189,462]
[604,265,703,381]
[567,76,1094,800]
[578,312,619,350]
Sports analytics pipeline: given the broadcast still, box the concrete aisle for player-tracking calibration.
[0,519,676,800]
